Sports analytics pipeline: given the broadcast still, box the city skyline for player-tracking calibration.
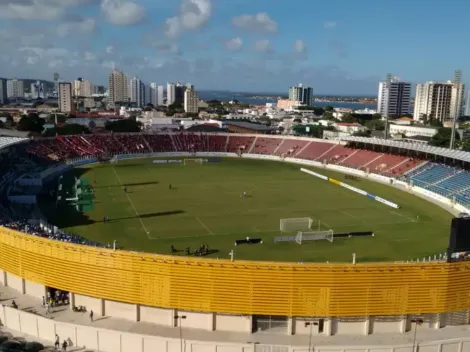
[1,1,470,94]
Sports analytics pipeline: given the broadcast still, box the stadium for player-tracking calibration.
[1,132,470,352]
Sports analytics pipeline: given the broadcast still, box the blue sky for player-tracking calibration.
[0,0,469,94]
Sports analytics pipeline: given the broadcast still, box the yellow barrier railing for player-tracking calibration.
[2,227,470,317]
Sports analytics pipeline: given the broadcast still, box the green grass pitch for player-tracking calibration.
[40,158,452,263]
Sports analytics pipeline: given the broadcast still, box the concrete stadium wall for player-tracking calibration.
[3,305,470,352]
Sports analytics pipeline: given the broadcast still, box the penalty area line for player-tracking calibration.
[112,167,152,239]
[196,217,214,235]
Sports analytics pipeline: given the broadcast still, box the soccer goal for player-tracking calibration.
[296,230,334,244]
[183,158,204,165]
[280,217,314,233]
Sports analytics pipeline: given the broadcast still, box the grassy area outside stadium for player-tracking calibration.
[39,157,452,263]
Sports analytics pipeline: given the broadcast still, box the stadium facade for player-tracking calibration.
[1,133,470,351]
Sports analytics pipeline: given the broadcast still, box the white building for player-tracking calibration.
[167,83,176,106]
[30,81,45,99]
[58,82,74,113]
[157,85,164,106]
[184,85,198,113]
[0,79,7,104]
[465,90,470,116]
[6,79,24,99]
[288,84,313,106]
[334,122,368,134]
[377,74,411,118]
[128,77,145,108]
[73,79,94,97]
[389,124,438,138]
[108,69,129,107]
[414,71,465,123]
[149,83,158,106]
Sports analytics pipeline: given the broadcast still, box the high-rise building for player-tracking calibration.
[6,79,24,99]
[414,82,453,122]
[157,85,164,106]
[58,82,74,113]
[175,82,185,104]
[129,77,145,108]
[0,79,7,105]
[73,79,94,97]
[377,74,411,118]
[414,71,465,123]
[465,90,470,117]
[288,84,313,106]
[108,69,129,107]
[450,70,465,121]
[167,83,176,106]
[184,85,198,113]
[149,82,158,106]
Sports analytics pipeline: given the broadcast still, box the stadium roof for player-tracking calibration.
[225,121,276,132]
[341,136,470,163]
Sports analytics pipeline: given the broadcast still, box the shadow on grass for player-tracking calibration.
[109,210,185,222]
[93,181,160,188]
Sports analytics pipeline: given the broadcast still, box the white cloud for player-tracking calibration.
[85,52,97,61]
[101,0,145,26]
[105,45,114,54]
[164,0,212,39]
[253,39,271,52]
[324,21,337,29]
[232,13,277,33]
[154,41,180,54]
[225,37,242,51]
[57,18,96,37]
[293,40,307,54]
[0,1,65,20]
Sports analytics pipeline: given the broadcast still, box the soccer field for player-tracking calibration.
[40,158,452,263]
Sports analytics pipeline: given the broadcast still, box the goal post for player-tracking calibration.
[183,158,204,165]
[280,217,314,233]
[296,230,334,244]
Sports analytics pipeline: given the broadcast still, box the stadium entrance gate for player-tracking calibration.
[252,315,288,333]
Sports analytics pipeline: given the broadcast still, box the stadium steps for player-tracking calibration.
[386,157,412,173]
[224,136,230,151]
[169,134,180,151]
[246,136,258,154]
[112,135,128,153]
[432,170,463,186]
[141,135,154,153]
[273,139,285,155]
[337,149,358,165]
[314,143,339,161]
[362,153,384,168]
[292,141,312,157]
[80,136,103,154]
[403,161,430,177]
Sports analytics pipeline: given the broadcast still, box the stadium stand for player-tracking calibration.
[274,138,309,156]
[295,141,338,160]
[226,135,256,153]
[250,137,283,155]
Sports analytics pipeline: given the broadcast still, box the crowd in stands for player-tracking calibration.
[0,218,105,247]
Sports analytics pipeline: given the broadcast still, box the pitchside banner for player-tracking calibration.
[300,168,399,209]
[153,160,182,164]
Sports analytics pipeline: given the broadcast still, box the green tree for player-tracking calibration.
[429,127,459,147]
[105,119,142,133]
[17,115,45,133]
[371,113,382,120]
[324,105,334,112]
[365,119,385,131]
[43,124,91,137]
[459,137,470,151]
[341,113,357,123]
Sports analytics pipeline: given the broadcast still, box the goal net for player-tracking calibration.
[184,158,204,165]
[296,230,334,244]
[280,217,313,233]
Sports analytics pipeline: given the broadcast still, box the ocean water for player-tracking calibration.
[198,91,377,110]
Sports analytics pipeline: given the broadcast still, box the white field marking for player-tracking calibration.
[112,167,152,239]
[340,210,362,222]
[195,217,214,235]
[390,210,417,223]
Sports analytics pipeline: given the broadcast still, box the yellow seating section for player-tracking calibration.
[2,227,470,317]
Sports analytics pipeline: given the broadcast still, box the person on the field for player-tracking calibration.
[242,191,247,198]
[169,184,172,190]
[123,187,127,193]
